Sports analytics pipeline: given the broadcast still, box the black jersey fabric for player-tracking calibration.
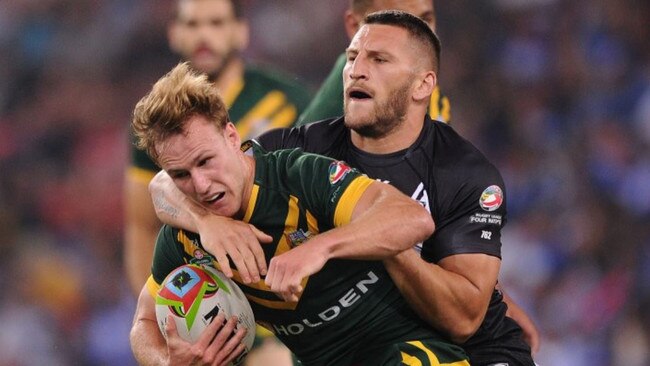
[257,116,535,366]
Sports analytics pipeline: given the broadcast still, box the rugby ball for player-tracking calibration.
[155,264,256,359]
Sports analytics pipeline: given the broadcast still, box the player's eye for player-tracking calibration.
[198,158,210,167]
[170,171,189,179]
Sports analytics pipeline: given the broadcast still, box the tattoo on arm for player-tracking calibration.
[153,193,179,219]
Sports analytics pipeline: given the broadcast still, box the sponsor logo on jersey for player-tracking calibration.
[268,271,380,336]
[479,185,503,212]
[328,161,352,184]
[411,182,431,213]
[189,248,214,266]
[285,229,314,248]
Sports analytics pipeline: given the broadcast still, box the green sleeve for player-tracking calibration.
[151,225,187,285]
[282,150,371,227]
[296,53,346,126]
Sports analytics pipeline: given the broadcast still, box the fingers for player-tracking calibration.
[165,314,179,339]
[265,257,303,302]
[195,313,227,350]
[203,315,247,365]
[201,222,271,284]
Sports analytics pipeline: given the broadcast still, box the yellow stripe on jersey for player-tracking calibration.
[306,209,319,234]
[146,275,161,298]
[236,90,287,139]
[401,352,423,366]
[243,184,260,222]
[127,166,157,184]
[429,86,441,121]
[244,293,298,310]
[222,76,245,108]
[177,230,197,255]
[333,177,375,227]
[439,95,451,123]
[269,104,297,129]
[405,340,470,366]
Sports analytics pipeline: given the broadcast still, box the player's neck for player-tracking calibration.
[213,58,245,96]
[237,154,256,220]
[350,113,425,154]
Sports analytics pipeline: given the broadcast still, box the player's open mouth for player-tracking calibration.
[348,90,372,100]
[205,192,225,205]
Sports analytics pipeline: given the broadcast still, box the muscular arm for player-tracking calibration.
[266,181,435,301]
[383,251,500,344]
[130,286,169,365]
[124,171,162,296]
[310,181,435,259]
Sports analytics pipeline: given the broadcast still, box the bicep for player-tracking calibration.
[438,253,501,299]
[133,284,158,324]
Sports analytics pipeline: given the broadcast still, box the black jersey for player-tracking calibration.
[257,116,535,365]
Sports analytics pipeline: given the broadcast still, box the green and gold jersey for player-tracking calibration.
[297,53,451,126]
[129,65,312,181]
[146,142,457,365]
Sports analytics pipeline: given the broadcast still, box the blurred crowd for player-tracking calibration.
[0,0,648,365]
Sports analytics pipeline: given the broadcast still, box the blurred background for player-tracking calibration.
[0,0,648,365]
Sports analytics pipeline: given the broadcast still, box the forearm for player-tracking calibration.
[384,251,498,343]
[130,318,169,366]
[316,186,434,260]
[149,170,205,232]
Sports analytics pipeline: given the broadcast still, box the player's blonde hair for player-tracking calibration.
[131,62,229,164]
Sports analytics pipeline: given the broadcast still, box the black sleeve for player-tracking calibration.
[425,162,506,262]
[256,126,305,151]
[422,127,507,262]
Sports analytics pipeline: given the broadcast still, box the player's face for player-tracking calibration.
[157,115,250,218]
[366,0,436,31]
[343,24,420,137]
[169,0,246,78]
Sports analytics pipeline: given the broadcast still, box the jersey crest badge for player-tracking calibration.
[285,229,314,248]
[479,185,503,212]
[328,161,352,184]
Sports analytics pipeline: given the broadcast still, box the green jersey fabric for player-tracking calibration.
[297,53,451,126]
[147,142,467,366]
[130,65,312,175]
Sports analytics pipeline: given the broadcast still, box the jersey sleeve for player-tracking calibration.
[150,225,187,289]
[296,53,346,125]
[284,151,374,228]
[425,151,507,262]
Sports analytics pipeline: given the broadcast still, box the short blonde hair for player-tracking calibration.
[131,62,229,163]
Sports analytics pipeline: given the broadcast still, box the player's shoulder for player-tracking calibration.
[258,117,349,157]
[426,119,502,181]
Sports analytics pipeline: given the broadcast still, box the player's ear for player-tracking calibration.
[344,10,363,39]
[224,122,241,149]
[413,71,436,103]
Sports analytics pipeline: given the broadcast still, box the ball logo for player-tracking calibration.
[329,161,351,184]
[157,265,227,329]
[479,185,503,212]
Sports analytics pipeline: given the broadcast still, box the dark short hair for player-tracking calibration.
[364,10,441,73]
